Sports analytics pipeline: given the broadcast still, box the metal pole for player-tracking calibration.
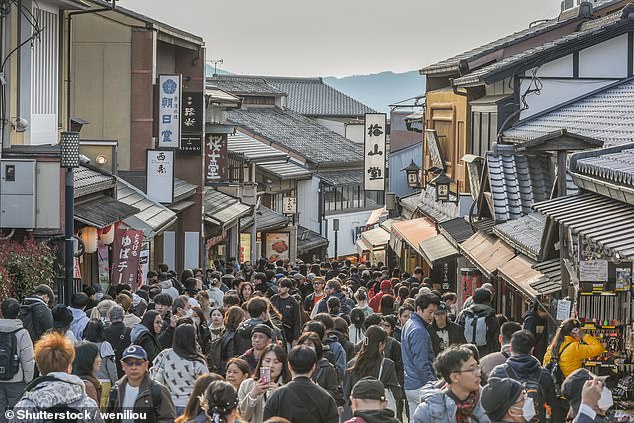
[334,230,338,259]
[557,151,571,297]
[64,168,74,306]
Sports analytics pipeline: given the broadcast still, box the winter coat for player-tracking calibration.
[69,307,89,340]
[131,324,162,364]
[13,372,103,423]
[401,312,436,390]
[207,287,224,308]
[457,303,500,357]
[332,330,355,362]
[263,376,339,423]
[413,382,491,423]
[158,280,179,300]
[238,377,282,423]
[523,310,548,361]
[94,341,118,385]
[234,318,282,357]
[270,294,303,343]
[316,292,355,315]
[344,408,400,423]
[158,312,175,349]
[0,319,34,383]
[312,357,343,406]
[18,297,53,343]
[149,348,207,408]
[104,321,131,378]
[80,375,102,404]
[368,290,389,313]
[344,357,400,408]
[543,335,605,378]
[325,333,347,381]
[430,321,467,355]
[479,345,511,385]
[106,373,176,423]
[123,313,141,329]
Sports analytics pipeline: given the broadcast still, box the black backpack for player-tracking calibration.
[18,304,36,342]
[0,329,20,380]
[505,366,545,423]
[545,342,572,396]
[25,376,84,423]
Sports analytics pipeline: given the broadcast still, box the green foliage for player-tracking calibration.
[0,238,56,302]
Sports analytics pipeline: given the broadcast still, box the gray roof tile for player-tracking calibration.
[227,107,363,165]
[264,77,376,117]
[574,145,634,185]
[318,169,363,186]
[493,212,546,260]
[207,75,285,96]
[504,78,634,146]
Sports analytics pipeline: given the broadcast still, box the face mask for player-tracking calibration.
[598,387,613,411]
[186,309,193,317]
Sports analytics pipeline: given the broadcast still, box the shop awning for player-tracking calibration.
[419,235,460,267]
[227,132,288,163]
[360,226,390,249]
[116,178,177,239]
[75,195,139,229]
[533,193,634,260]
[390,217,437,256]
[497,255,543,299]
[240,205,289,232]
[460,231,515,278]
[203,188,252,229]
[298,226,329,254]
[530,259,563,295]
[258,160,312,180]
[173,178,198,202]
[356,237,372,255]
[318,169,363,186]
[366,207,388,227]
[439,217,475,248]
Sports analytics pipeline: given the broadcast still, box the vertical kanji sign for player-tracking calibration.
[205,133,228,185]
[179,91,204,154]
[111,228,143,288]
[146,149,174,204]
[364,113,387,191]
[158,74,181,148]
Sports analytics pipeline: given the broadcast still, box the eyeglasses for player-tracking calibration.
[122,359,146,368]
[452,365,481,375]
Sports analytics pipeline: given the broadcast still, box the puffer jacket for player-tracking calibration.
[0,319,34,383]
[13,372,104,423]
[69,306,89,340]
[18,297,53,343]
[543,334,605,378]
[412,382,491,423]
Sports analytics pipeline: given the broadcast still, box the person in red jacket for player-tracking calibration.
[368,280,392,313]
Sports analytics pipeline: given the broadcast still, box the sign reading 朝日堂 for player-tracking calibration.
[158,75,182,148]
[364,113,386,191]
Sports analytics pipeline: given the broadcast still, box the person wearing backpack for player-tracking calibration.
[103,306,131,379]
[12,332,103,423]
[489,330,555,422]
[543,318,605,423]
[458,288,500,358]
[480,377,533,422]
[18,284,54,344]
[480,322,522,385]
[0,299,34,420]
[106,345,176,423]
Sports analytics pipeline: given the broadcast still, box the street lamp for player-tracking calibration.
[60,131,80,306]
[431,172,459,204]
[333,218,339,259]
[402,160,421,188]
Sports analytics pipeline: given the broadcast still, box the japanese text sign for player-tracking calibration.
[205,133,228,185]
[181,92,204,134]
[282,197,297,215]
[364,113,387,191]
[111,228,143,288]
[158,74,181,148]
[146,149,174,204]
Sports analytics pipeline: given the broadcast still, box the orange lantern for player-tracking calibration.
[81,226,98,254]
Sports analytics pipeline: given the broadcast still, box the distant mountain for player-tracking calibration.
[324,71,425,113]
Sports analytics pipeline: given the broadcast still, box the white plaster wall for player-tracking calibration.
[579,34,628,78]
[297,177,320,232]
[325,210,374,257]
[345,123,365,144]
[531,54,573,78]
[313,118,345,136]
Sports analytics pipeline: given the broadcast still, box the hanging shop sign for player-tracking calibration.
[158,74,181,148]
[97,245,109,293]
[180,134,202,155]
[146,149,174,204]
[111,228,143,288]
[139,247,150,286]
[580,259,609,282]
[178,92,204,155]
[265,232,290,263]
[425,129,446,172]
[205,133,228,185]
[364,113,387,191]
[282,197,297,215]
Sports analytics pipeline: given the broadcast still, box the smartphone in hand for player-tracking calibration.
[260,367,271,384]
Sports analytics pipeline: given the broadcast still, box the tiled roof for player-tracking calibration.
[241,205,289,231]
[503,78,634,146]
[439,217,476,247]
[173,178,198,202]
[207,75,285,96]
[575,146,634,184]
[297,226,329,254]
[74,165,115,198]
[75,195,139,229]
[420,0,624,75]
[318,169,363,186]
[227,132,289,163]
[203,188,252,227]
[264,77,376,117]
[227,107,363,165]
[487,148,553,222]
[116,178,177,238]
[493,212,546,260]
[454,8,632,86]
[258,160,312,180]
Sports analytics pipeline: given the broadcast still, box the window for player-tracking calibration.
[323,185,384,213]
[471,111,498,156]
[242,96,276,105]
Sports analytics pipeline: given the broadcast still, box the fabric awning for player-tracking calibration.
[533,193,634,260]
[530,259,562,295]
[419,235,460,267]
[298,226,329,254]
[497,255,543,299]
[360,226,390,249]
[390,217,437,256]
[74,195,139,229]
[460,231,515,278]
[356,238,372,255]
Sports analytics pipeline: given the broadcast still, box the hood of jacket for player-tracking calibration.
[20,372,87,408]
[468,303,496,317]
[130,323,150,343]
[22,296,48,309]
[506,354,543,377]
[69,307,88,322]
[0,318,24,332]
[158,280,173,290]
[325,333,339,345]
[353,408,400,423]
[523,310,545,324]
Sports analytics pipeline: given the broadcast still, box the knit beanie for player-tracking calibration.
[480,377,523,420]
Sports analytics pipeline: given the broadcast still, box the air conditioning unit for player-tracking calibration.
[0,160,36,228]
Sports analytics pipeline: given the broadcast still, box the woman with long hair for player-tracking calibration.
[237,344,290,423]
[348,308,366,345]
[175,373,224,423]
[225,358,251,392]
[202,380,243,423]
[130,309,163,363]
[298,331,343,408]
[72,342,102,403]
[216,306,245,373]
[343,325,400,415]
[380,294,396,316]
[83,318,118,409]
[191,306,212,355]
[238,282,255,305]
[209,307,226,341]
[89,299,117,324]
[150,324,209,416]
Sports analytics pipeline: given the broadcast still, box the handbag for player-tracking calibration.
[378,358,397,411]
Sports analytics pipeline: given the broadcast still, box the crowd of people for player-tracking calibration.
[0,258,614,422]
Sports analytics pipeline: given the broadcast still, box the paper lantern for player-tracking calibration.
[100,224,115,245]
[81,227,98,254]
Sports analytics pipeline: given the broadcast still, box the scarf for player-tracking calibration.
[446,388,479,423]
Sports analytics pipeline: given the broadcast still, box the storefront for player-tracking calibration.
[356,225,390,266]
[389,217,437,274]
[419,234,460,293]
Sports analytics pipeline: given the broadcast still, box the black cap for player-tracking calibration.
[351,377,385,401]
[436,302,449,313]
[480,377,523,420]
[252,324,273,339]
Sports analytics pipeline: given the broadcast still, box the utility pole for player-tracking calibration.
[333,218,339,259]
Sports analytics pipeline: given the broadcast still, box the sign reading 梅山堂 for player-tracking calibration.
[364,113,386,191]
[146,149,174,204]
[158,75,181,148]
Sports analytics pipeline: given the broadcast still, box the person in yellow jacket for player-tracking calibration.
[543,318,605,378]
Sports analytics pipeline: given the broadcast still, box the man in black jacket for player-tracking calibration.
[103,305,131,378]
[430,302,467,355]
[344,377,400,423]
[264,345,339,423]
[18,284,54,343]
